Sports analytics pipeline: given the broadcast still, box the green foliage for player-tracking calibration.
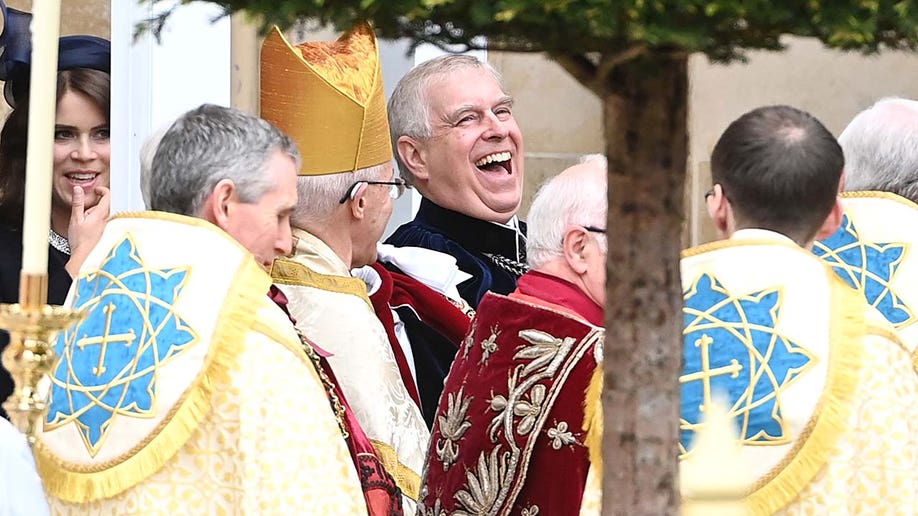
[147,0,918,61]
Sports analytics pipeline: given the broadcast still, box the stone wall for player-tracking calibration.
[5,2,918,246]
[488,39,918,247]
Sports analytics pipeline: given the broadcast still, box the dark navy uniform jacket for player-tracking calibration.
[385,198,528,308]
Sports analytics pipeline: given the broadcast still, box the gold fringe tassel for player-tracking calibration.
[744,277,865,515]
[582,365,603,479]
[36,256,270,503]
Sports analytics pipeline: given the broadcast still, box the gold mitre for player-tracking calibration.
[261,23,392,176]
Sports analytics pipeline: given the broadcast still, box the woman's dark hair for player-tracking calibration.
[0,67,110,227]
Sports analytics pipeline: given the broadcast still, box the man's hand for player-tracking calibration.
[65,185,111,277]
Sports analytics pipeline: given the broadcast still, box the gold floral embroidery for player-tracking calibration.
[454,447,510,516]
[418,496,447,516]
[514,384,546,436]
[462,319,479,359]
[546,421,578,450]
[479,325,501,365]
[516,329,574,376]
[436,388,473,471]
[441,325,601,515]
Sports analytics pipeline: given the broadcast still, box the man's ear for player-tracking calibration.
[837,169,846,193]
[396,136,429,182]
[348,183,368,221]
[206,179,236,231]
[562,227,590,275]
[815,197,844,241]
[706,184,731,236]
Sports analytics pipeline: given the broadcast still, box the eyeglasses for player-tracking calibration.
[338,178,410,204]
[705,185,727,201]
[563,225,606,245]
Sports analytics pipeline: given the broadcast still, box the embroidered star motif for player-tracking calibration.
[46,236,197,456]
[679,273,815,456]
[814,214,914,328]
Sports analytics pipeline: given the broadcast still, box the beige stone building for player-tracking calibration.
[4,2,918,247]
[498,40,918,246]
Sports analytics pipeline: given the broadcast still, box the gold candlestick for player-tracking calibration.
[1,272,83,444]
[681,397,750,516]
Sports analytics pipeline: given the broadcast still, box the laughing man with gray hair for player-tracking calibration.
[385,54,528,309]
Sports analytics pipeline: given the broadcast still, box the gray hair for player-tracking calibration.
[149,104,301,216]
[839,96,918,203]
[290,162,389,228]
[388,55,505,184]
[139,127,167,209]
[527,154,608,269]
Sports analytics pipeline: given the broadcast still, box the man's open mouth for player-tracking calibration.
[474,152,512,174]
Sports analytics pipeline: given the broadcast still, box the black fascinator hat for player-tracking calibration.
[0,0,110,108]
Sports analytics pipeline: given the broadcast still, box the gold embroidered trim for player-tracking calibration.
[744,274,865,516]
[35,252,270,503]
[681,237,804,259]
[296,329,350,440]
[271,259,372,309]
[506,329,602,510]
[449,321,601,514]
[842,190,918,210]
[370,439,421,501]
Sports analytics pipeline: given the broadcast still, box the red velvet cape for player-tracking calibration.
[419,272,603,515]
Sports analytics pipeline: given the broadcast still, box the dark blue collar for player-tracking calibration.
[414,198,527,261]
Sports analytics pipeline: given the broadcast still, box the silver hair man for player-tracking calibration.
[290,164,388,228]
[139,127,166,209]
[149,104,300,216]
[839,96,918,203]
[527,154,608,269]
[388,54,506,186]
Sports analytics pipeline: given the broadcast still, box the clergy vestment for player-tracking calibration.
[419,270,604,516]
[35,213,367,515]
[386,198,528,308]
[680,229,918,515]
[814,191,918,354]
[272,228,430,510]
[366,260,471,428]
[260,22,428,511]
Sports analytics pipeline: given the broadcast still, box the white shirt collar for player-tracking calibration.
[730,228,797,245]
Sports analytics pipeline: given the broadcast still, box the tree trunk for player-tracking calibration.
[602,53,688,515]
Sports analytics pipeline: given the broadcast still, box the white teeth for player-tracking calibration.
[475,151,512,167]
[68,174,96,181]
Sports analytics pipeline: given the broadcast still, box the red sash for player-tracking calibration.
[269,285,403,516]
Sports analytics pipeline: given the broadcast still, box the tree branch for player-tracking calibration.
[596,44,649,84]
[550,52,601,95]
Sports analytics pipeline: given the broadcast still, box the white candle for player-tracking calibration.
[20,0,62,275]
